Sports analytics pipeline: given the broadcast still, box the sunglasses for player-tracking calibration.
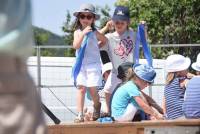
[79,14,94,20]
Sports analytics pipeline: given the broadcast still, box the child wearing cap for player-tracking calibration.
[111,64,163,122]
[163,54,192,119]
[183,53,200,118]
[72,3,107,123]
[99,6,146,115]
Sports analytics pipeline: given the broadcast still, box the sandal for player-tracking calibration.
[100,112,111,118]
[74,115,84,123]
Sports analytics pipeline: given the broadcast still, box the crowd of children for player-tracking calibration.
[72,3,200,123]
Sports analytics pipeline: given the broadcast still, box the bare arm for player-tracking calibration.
[134,96,163,119]
[99,20,114,34]
[73,26,93,49]
[162,96,166,114]
[96,31,107,48]
[141,91,164,114]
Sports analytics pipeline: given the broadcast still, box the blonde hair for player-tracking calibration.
[123,68,134,82]
[166,72,175,85]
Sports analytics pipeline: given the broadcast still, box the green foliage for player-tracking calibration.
[33,26,50,45]
[33,26,70,57]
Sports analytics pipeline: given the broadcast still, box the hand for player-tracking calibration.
[180,79,189,88]
[140,20,146,25]
[155,113,164,120]
[187,72,195,79]
[106,20,114,31]
[82,26,93,35]
[98,41,103,48]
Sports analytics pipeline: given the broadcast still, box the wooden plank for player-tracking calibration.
[48,123,138,134]
[48,119,200,134]
[134,119,200,126]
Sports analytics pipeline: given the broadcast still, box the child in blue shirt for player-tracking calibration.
[111,64,163,121]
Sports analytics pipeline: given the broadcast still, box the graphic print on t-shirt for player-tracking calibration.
[114,36,133,61]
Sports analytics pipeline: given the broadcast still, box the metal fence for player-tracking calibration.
[29,44,200,123]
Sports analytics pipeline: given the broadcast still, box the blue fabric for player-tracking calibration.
[133,64,156,83]
[134,24,153,66]
[72,32,92,86]
[139,110,148,120]
[183,76,200,118]
[97,117,114,123]
[164,77,185,119]
[111,81,141,117]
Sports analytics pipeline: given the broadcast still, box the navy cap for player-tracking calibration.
[112,6,130,21]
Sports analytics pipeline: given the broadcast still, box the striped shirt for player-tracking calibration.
[183,76,200,118]
[164,77,185,119]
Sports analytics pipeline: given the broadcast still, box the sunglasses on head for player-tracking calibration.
[79,14,94,20]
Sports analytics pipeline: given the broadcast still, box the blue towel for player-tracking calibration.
[97,117,114,123]
[72,32,92,86]
[134,24,153,66]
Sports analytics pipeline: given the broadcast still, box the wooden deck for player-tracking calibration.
[48,119,200,134]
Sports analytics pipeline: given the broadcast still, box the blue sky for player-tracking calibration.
[32,0,116,36]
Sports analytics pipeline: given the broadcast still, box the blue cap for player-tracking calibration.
[133,64,156,83]
[112,6,130,21]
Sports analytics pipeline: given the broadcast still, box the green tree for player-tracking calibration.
[33,27,49,45]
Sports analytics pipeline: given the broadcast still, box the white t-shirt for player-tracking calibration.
[101,29,136,74]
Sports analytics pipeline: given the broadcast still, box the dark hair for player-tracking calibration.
[73,13,96,30]
[117,62,134,82]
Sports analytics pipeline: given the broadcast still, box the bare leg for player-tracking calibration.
[74,86,86,123]
[89,87,101,120]
[77,86,86,114]
[105,92,111,115]
[89,87,100,104]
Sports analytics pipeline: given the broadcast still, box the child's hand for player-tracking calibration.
[98,41,103,48]
[82,26,93,35]
[154,113,164,120]
[106,20,114,31]
[140,20,146,24]
[187,72,195,79]
[180,79,189,89]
